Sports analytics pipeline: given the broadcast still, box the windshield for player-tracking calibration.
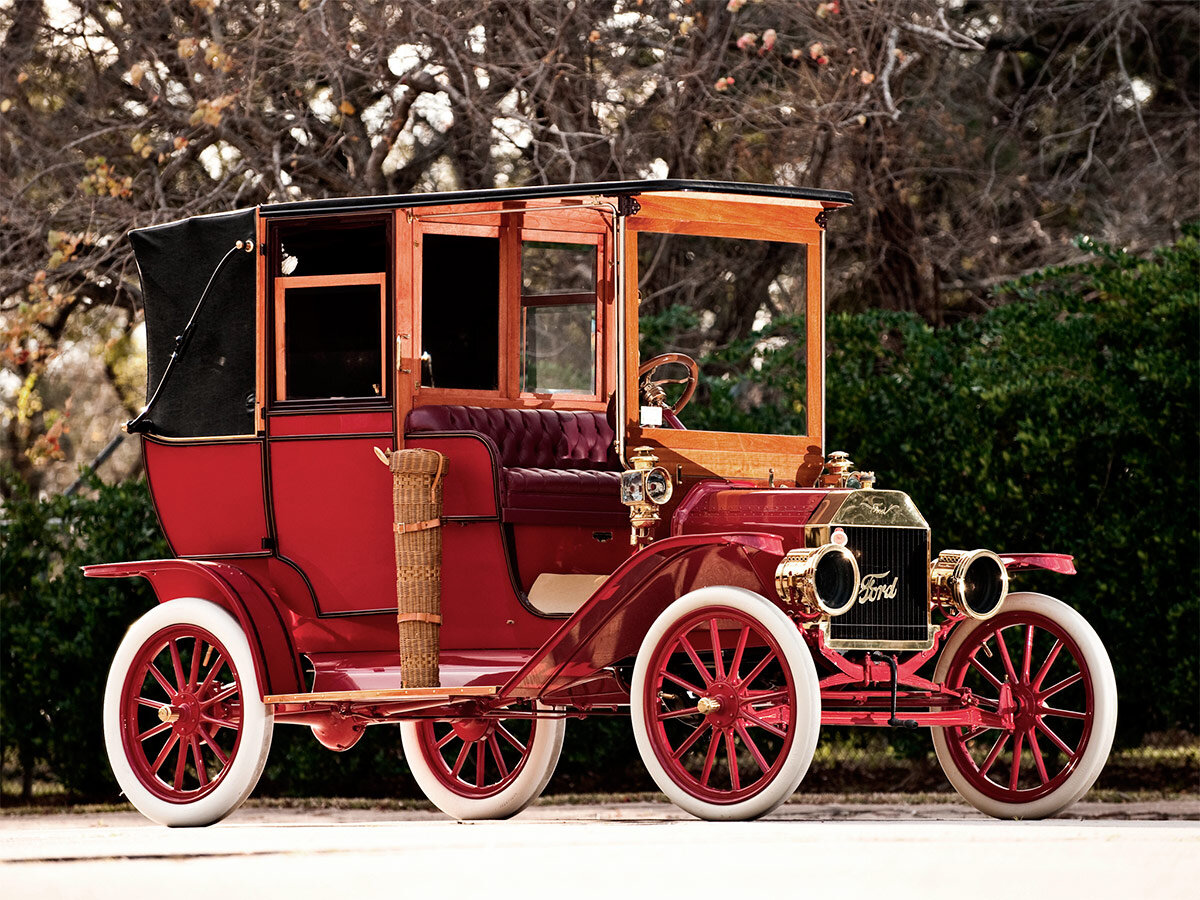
[636,232,810,436]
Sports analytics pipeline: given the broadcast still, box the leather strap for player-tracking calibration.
[396,612,443,625]
[395,518,441,534]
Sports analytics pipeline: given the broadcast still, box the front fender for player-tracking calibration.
[998,552,1076,575]
[501,532,786,700]
[83,559,304,698]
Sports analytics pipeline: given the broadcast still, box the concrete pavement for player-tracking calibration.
[3,799,1197,899]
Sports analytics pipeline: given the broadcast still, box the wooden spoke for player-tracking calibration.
[678,634,714,688]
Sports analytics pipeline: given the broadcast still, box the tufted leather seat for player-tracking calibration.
[405,405,625,525]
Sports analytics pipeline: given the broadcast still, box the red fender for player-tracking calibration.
[501,532,787,701]
[998,552,1077,575]
[83,559,304,698]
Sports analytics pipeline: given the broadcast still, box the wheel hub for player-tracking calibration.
[699,683,740,730]
[163,693,202,736]
[1011,682,1040,730]
[450,719,491,743]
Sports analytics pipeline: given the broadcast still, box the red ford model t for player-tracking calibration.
[88,180,1116,825]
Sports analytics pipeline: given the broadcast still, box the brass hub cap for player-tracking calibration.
[698,684,740,730]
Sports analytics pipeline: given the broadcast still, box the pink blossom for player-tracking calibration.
[736,32,758,51]
[726,0,747,12]
[762,29,777,52]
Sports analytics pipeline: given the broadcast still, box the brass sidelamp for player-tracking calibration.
[621,446,674,545]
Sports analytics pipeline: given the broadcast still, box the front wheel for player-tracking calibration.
[103,597,273,826]
[931,592,1117,819]
[399,704,565,820]
[631,586,820,821]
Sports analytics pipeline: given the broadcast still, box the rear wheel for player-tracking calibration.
[631,586,820,820]
[931,592,1117,819]
[103,598,273,826]
[400,704,565,820]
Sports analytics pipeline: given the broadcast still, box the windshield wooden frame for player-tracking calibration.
[621,192,832,486]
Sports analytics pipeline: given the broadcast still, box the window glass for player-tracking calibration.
[421,233,500,390]
[520,240,598,396]
[521,304,596,394]
[275,221,387,276]
[522,241,595,295]
[282,283,383,400]
[637,233,808,433]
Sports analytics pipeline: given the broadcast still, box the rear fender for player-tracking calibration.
[502,533,786,700]
[83,559,304,698]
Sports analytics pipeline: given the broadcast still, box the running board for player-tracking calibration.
[263,685,499,705]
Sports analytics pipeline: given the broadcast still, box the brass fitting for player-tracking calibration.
[775,543,860,616]
[621,446,673,545]
[818,451,854,487]
[157,706,180,724]
[931,548,1009,619]
[696,697,722,715]
[817,451,877,490]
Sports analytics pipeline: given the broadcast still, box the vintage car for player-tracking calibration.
[88,180,1116,826]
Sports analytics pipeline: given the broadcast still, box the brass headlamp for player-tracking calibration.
[621,446,673,545]
[775,543,860,617]
[931,548,1009,619]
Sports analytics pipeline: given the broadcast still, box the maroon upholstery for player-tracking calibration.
[405,405,617,470]
[405,405,625,525]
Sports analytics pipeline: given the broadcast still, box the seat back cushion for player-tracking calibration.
[405,405,617,471]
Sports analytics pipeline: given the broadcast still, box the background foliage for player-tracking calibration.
[3,0,1198,493]
[1,472,167,799]
[3,230,1195,801]
[684,226,1200,745]
[1,0,1196,801]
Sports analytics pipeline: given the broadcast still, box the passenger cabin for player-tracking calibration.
[129,180,851,657]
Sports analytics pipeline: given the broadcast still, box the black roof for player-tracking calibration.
[259,179,853,218]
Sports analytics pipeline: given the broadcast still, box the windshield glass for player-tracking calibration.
[636,232,809,435]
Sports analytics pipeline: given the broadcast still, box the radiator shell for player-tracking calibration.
[804,490,935,651]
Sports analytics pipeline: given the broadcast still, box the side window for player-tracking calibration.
[520,240,598,396]
[420,233,500,391]
[276,277,385,401]
[270,218,390,404]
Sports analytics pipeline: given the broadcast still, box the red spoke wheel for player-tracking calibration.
[104,598,273,826]
[631,587,820,820]
[932,592,1116,819]
[400,704,564,820]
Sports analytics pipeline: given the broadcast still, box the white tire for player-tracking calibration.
[400,704,565,820]
[630,586,820,821]
[103,597,273,826]
[931,592,1117,819]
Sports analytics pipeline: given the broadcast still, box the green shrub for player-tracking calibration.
[1,473,168,800]
[695,228,1200,740]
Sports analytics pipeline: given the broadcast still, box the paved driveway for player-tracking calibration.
[3,799,1197,899]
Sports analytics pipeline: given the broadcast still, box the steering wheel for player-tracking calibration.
[638,352,699,417]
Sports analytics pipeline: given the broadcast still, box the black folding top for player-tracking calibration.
[130,209,257,437]
[259,179,853,218]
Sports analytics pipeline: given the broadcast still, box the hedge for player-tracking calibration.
[2,229,1195,800]
[688,228,1200,743]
